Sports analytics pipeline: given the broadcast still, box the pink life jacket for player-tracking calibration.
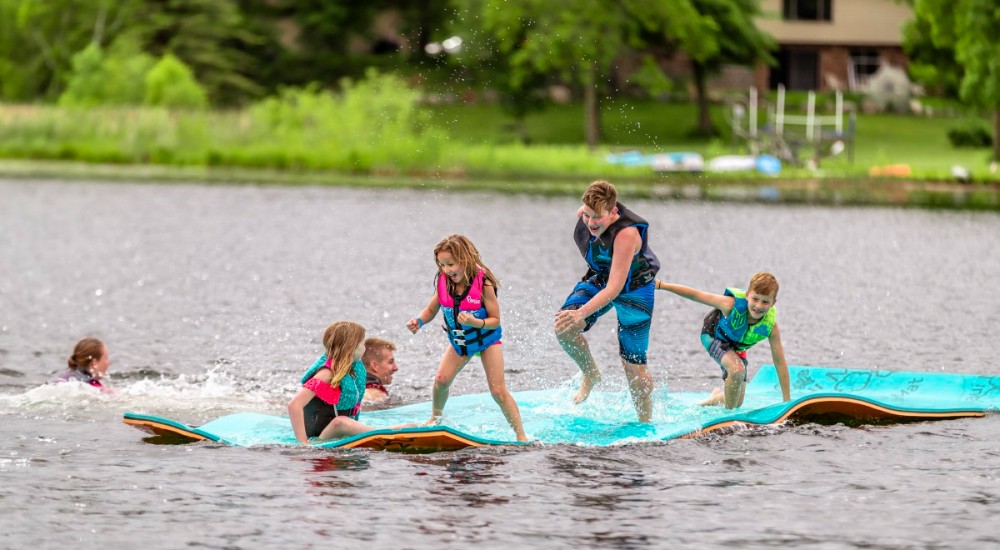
[436,269,502,356]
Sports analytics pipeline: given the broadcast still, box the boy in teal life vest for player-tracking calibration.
[656,272,791,409]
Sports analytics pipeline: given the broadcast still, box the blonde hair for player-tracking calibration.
[68,337,104,376]
[433,234,500,291]
[322,321,366,386]
[362,337,396,363]
[748,272,779,298]
[581,180,618,215]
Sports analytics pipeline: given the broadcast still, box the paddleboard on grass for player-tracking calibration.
[124,365,1000,452]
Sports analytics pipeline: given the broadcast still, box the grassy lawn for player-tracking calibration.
[424,100,998,181]
[0,97,995,184]
[425,101,711,147]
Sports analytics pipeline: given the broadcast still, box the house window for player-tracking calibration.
[850,49,880,77]
[783,0,832,21]
[769,48,819,90]
[849,48,881,90]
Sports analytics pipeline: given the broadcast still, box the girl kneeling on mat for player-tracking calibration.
[288,321,410,444]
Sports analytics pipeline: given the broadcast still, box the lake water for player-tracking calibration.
[1,178,999,549]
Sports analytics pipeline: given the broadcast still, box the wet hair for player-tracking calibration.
[433,234,500,291]
[581,180,618,215]
[67,337,104,376]
[748,272,779,299]
[322,321,366,386]
[362,338,396,364]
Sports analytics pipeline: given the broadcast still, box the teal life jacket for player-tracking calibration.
[714,288,776,350]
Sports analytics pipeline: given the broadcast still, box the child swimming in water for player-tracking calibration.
[406,234,528,442]
[55,337,111,390]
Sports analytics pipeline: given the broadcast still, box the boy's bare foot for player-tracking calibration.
[573,372,602,404]
[698,387,724,406]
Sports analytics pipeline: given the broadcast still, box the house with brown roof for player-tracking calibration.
[754,0,913,91]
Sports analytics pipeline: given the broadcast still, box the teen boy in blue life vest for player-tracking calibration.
[554,180,660,423]
[655,272,791,409]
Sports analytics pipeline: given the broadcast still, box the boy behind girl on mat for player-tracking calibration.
[655,272,791,409]
[554,180,660,423]
[361,337,398,407]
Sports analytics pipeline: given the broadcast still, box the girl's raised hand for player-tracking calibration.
[406,317,422,334]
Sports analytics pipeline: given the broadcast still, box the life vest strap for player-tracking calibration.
[303,377,342,406]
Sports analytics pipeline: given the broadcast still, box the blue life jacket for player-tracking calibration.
[573,202,659,291]
[437,270,502,356]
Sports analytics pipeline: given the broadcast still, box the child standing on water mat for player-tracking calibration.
[554,180,660,423]
[406,234,528,442]
[288,321,401,444]
[655,272,791,409]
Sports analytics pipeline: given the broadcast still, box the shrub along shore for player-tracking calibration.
[2,76,998,211]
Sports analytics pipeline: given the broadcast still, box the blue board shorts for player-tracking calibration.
[700,309,748,381]
[560,276,655,365]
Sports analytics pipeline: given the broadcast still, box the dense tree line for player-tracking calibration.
[0,0,776,144]
[0,0,425,104]
[4,0,995,153]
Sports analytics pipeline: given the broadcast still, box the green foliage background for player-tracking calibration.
[0,0,998,182]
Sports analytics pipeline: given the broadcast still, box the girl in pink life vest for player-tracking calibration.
[406,235,528,442]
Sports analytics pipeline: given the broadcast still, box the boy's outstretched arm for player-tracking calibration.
[768,324,791,402]
[655,280,735,315]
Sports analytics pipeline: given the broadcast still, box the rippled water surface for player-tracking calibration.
[1,178,999,549]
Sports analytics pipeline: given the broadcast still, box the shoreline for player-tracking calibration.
[2,159,998,211]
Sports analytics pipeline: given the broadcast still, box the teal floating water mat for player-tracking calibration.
[124,365,1000,452]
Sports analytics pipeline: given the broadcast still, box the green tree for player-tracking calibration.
[683,0,775,136]
[451,0,716,148]
[0,0,139,101]
[126,0,265,104]
[58,42,107,107]
[902,13,961,98]
[258,0,381,87]
[447,8,551,144]
[59,39,154,106]
[144,54,208,109]
[909,0,1000,159]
